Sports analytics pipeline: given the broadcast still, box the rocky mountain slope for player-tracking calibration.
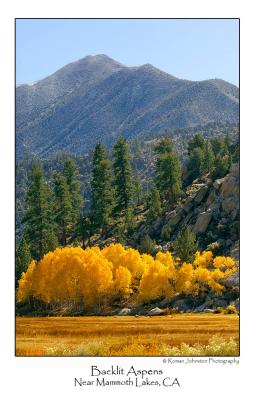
[133,163,239,261]
[16,54,239,160]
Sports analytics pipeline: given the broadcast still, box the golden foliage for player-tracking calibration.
[114,266,132,298]
[17,244,238,307]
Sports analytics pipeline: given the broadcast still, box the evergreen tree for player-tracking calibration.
[160,221,172,241]
[22,163,58,261]
[53,172,72,246]
[133,177,143,206]
[113,138,133,213]
[76,213,92,249]
[210,136,224,156]
[63,159,83,229]
[16,236,31,287]
[187,134,216,182]
[211,154,231,180]
[187,146,204,180]
[91,143,114,231]
[173,226,198,263]
[155,137,174,154]
[139,234,156,255]
[124,208,136,235]
[147,185,162,223]
[155,139,182,203]
[224,133,232,153]
[187,133,205,155]
[201,141,215,175]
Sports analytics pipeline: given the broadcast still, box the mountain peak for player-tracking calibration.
[16,54,239,160]
[86,54,115,60]
[80,54,125,67]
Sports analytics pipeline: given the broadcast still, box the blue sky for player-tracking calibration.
[16,19,239,85]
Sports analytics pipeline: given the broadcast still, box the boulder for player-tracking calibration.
[118,308,131,316]
[148,307,164,316]
[213,178,225,190]
[193,211,212,234]
[220,176,239,197]
[222,197,239,214]
[203,309,216,313]
[206,188,216,206]
[194,185,209,204]
[183,197,194,213]
[166,210,182,227]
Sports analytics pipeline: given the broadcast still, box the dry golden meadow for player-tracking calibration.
[16,314,239,356]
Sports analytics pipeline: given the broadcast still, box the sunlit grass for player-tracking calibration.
[16,314,239,356]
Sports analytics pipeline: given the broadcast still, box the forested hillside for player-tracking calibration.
[16,122,239,242]
[16,129,239,281]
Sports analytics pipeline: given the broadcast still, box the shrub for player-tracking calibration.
[224,305,238,314]
[45,335,238,356]
[160,335,238,356]
[169,308,179,314]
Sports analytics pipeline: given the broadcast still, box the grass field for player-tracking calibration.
[16,314,239,356]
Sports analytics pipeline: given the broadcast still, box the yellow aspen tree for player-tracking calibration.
[114,266,132,298]
[17,260,37,302]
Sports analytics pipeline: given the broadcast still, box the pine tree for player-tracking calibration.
[133,177,142,206]
[187,146,205,180]
[53,172,72,246]
[187,133,205,155]
[201,141,215,175]
[76,213,92,249]
[173,226,198,263]
[211,154,231,180]
[22,163,58,261]
[186,134,218,182]
[160,221,172,241]
[224,133,232,153]
[113,138,133,213]
[155,137,174,154]
[124,208,136,235]
[210,136,224,156]
[210,134,232,179]
[63,159,83,231]
[91,143,114,231]
[155,139,182,203]
[147,185,162,223]
[16,236,31,287]
[139,234,156,255]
